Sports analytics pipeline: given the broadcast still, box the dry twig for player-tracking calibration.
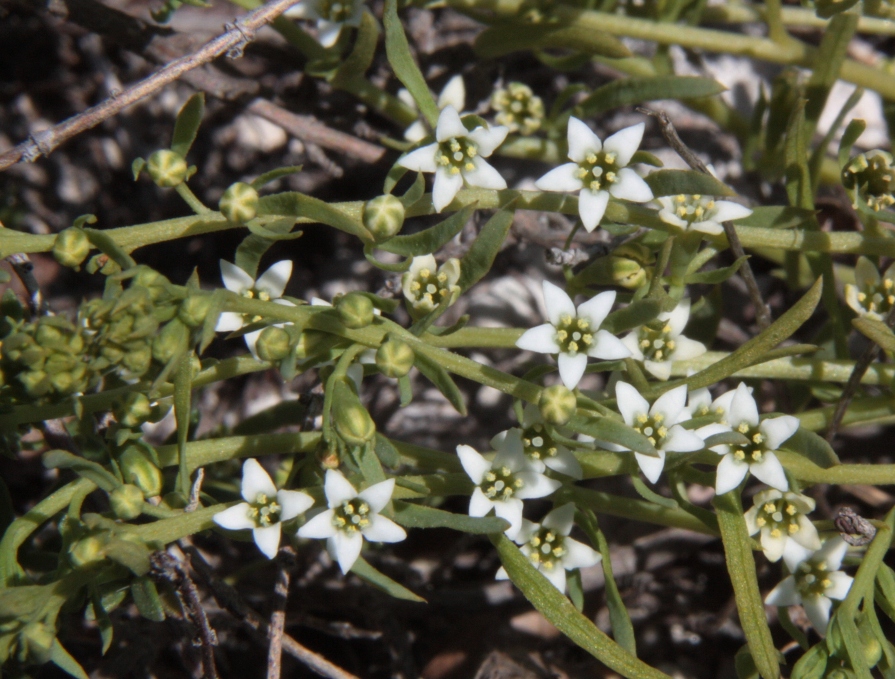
[267,548,293,679]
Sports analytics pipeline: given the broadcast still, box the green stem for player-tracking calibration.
[175,184,211,215]
[777,450,895,485]
[701,3,895,36]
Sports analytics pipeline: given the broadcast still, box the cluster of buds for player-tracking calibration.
[490,82,545,136]
[842,150,895,212]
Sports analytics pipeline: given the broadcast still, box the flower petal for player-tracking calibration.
[213,503,256,531]
[493,429,526,470]
[672,336,707,362]
[495,566,509,580]
[469,487,493,518]
[398,144,439,173]
[432,168,464,213]
[792,516,821,551]
[609,168,653,203]
[541,564,567,592]
[324,469,358,507]
[285,2,314,19]
[358,478,395,514]
[764,576,800,606]
[665,299,691,337]
[278,490,314,521]
[817,536,849,570]
[825,571,854,601]
[643,360,672,381]
[241,459,277,502]
[750,453,788,491]
[216,311,245,333]
[759,531,787,563]
[634,449,666,484]
[802,595,833,634]
[715,454,748,495]
[457,445,491,484]
[578,188,610,232]
[297,509,337,538]
[317,21,344,48]
[544,448,583,480]
[663,425,705,453]
[220,260,254,294]
[362,515,407,543]
[542,280,577,327]
[253,524,282,559]
[464,157,507,190]
[602,122,644,167]
[587,330,631,361]
[562,538,601,570]
[566,117,602,163]
[493,498,525,539]
[712,200,753,223]
[557,352,588,390]
[781,540,815,571]
[855,255,880,288]
[403,120,428,143]
[541,503,576,535]
[615,381,649,426]
[728,382,759,427]
[243,329,263,360]
[255,261,292,299]
[435,105,467,142]
[515,472,562,500]
[576,290,616,329]
[760,415,799,451]
[652,384,689,424]
[621,332,644,360]
[438,75,466,111]
[535,163,584,193]
[331,529,364,573]
[468,125,509,157]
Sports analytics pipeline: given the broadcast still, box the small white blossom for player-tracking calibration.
[604,382,705,484]
[535,118,653,232]
[297,470,406,573]
[492,404,582,479]
[400,76,466,143]
[765,537,854,635]
[495,503,601,593]
[705,383,798,495]
[457,429,562,540]
[213,459,314,559]
[845,256,895,321]
[621,299,707,381]
[216,260,295,359]
[284,0,364,48]
[744,489,821,563]
[401,254,461,314]
[657,194,752,236]
[398,106,508,212]
[515,281,630,390]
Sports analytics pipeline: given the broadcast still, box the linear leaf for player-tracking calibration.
[330,11,380,88]
[567,414,659,458]
[413,351,467,415]
[474,23,630,60]
[258,193,373,242]
[42,450,118,491]
[458,204,516,292]
[351,557,426,602]
[170,93,204,158]
[645,169,735,198]
[50,640,90,679]
[393,501,508,533]
[383,0,439,127]
[577,76,725,118]
[853,317,895,352]
[131,576,166,622]
[378,204,475,256]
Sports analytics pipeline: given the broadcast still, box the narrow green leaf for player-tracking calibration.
[632,477,679,509]
[810,87,862,190]
[131,576,166,622]
[790,642,827,679]
[245,219,303,241]
[383,0,438,127]
[474,22,631,60]
[645,169,735,198]
[50,640,90,679]
[714,492,780,679]
[250,165,303,190]
[875,564,895,623]
[170,93,205,158]
[413,351,467,415]
[104,539,151,576]
[42,450,118,491]
[567,414,659,458]
[378,204,475,256]
[399,172,426,208]
[351,556,426,602]
[853,316,895,352]
[83,228,137,270]
[174,353,193,499]
[804,14,857,136]
[735,645,760,679]
[331,11,380,88]
[576,76,725,119]
[458,205,516,292]
[90,587,114,655]
[234,219,299,280]
[398,373,413,406]
[493,533,672,679]
[839,119,867,169]
[393,501,508,533]
[685,256,749,285]
[778,427,840,468]
[374,434,401,468]
[734,206,817,230]
[601,298,662,334]
[258,192,373,242]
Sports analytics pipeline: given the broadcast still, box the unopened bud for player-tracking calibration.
[70,535,106,568]
[18,370,50,397]
[316,441,341,469]
[152,319,189,364]
[337,292,375,329]
[790,642,828,679]
[110,484,145,520]
[15,622,55,666]
[115,392,153,428]
[119,446,163,497]
[219,182,259,223]
[375,339,414,378]
[146,150,188,188]
[363,194,405,241]
[52,228,92,268]
[332,379,376,446]
[178,294,212,328]
[256,326,292,361]
[538,385,577,425]
[122,344,152,377]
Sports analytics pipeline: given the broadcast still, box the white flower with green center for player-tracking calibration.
[213,459,314,559]
[845,256,895,321]
[284,0,364,48]
[744,489,821,563]
[492,404,582,479]
[400,254,461,315]
[398,106,508,213]
[457,429,562,540]
[491,82,544,136]
[515,281,630,390]
[706,382,798,495]
[656,194,752,236]
[400,75,466,143]
[620,299,707,381]
[765,537,854,635]
[216,260,295,359]
[297,470,406,574]
[535,118,653,232]
[495,503,601,593]
[603,382,705,484]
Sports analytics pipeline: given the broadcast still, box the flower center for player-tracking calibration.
[332,498,371,533]
[670,194,717,227]
[481,465,523,501]
[633,412,668,447]
[408,267,457,311]
[638,320,676,362]
[248,493,282,527]
[241,288,272,324]
[493,84,543,136]
[319,0,353,22]
[522,423,559,461]
[754,498,803,539]
[795,559,835,599]
[731,421,766,463]
[576,148,621,192]
[856,277,895,317]
[554,314,594,356]
[843,151,895,211]
[436,136,478,176]
[527,527,566,571]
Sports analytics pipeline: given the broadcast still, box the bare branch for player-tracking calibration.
[267,548,293,679]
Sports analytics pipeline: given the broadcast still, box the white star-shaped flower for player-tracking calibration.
[297,470,406,574]
[400,254,461,314]
[845,256,895,321]
[213,459,314,559]
[621,299,707,381]
[284,0,364,48]
[400,75,466,143]
[602,382,705,484]
[397,106,508,213]
[706,382,798,495]
[765,537,854,635]
[515,281,630,390]
[457,429,562,540]
[216,260,295,359]
[495,503,601,593]
[535,118,653,232]
[744,489,821,563]
[492,404,582,479]
[657,194,752,236]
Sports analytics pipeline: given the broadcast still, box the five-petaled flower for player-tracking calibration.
[845,256,895,321]
[457,429,562,540]
[216,260,295,359]
[656,194,752,236]
[401,254,462,315]
[535,118,653,232]
[492,404,582,479]
[398,106,508,213]
[496,503,601,593]
[744,488,820,563]
[704,382,798,495]
[297,469,406,573]
[515,281,630,390]
[764,537,854,635]
[284,0,364,48]
[620,299,707,381]
[213,459,314,560]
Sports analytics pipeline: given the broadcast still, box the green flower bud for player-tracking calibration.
[115,392,153,428]
[332,379,376,446]
[219,182,259,223]
[842,149,895,212]
[119,447,163,497]
[18,369,50,397]
[363,194,405,241]
[256,326,292,361]
[152,318,190,364]
[52,228,92,268]
[178,294,212,328]
[15,622,56,666]
[859,624,883,667]
[375,339,414,378]
[70,535,106,568]
[146,150,188,188]
[574,243,654,290]
[789,642,828,679]
[110,484,145,520]
[122,344,152,377]
[337,292,375,329]
[538,385,577,425]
